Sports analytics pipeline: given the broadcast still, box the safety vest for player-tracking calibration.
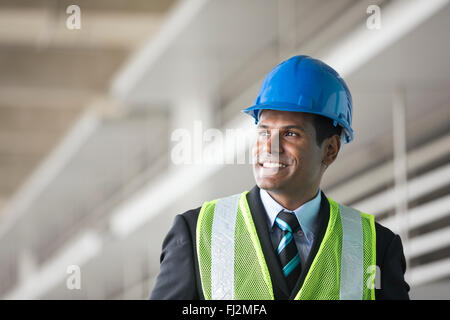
[196,191,376,300]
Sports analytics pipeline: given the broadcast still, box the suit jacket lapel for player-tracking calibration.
[246,186,332,300]
[246,185,291,299]
[288,190,331,299]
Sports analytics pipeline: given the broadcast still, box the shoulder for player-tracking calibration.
[179,192,245,228]
[174,206,202,240]
[373,219,405,261]
[158,207,201,250]
[176,192,244,237]
[374,220,397,245]
[357,212,400,257]
[373,220,405,263]
[180,206,201,224]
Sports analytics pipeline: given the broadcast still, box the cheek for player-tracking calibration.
[293,146,320,171]
[305,149,324,174]
[252,144,261,165]
[253,140,264,156]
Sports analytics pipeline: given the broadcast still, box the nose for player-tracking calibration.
[261,129,282,154]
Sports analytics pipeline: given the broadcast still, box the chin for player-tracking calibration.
[255,178,281,191]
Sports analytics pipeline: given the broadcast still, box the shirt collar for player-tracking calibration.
[259,188,322,241]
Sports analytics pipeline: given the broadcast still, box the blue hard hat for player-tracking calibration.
[242,55,354,143]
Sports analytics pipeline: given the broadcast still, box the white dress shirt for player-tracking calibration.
[259,188,322,270]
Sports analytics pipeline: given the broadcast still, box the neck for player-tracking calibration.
[265,186,319,211]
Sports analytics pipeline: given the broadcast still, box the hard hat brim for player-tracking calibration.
[241,102,354,144]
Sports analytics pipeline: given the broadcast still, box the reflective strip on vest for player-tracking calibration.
[339,204,364,300]
[210,194,240,299]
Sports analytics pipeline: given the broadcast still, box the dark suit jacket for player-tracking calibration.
[150,186,410,300]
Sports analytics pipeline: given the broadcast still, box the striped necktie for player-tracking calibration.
[275,210,302,291]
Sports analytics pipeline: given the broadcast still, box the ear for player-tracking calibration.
[322,135,341,167]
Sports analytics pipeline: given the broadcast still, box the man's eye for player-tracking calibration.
[258,130,269,136]
[285,131,298,137]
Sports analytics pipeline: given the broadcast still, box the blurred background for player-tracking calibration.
[0,0,449,299]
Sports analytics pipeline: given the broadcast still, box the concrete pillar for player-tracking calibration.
[169,96,216,167]
[392,87,409,271]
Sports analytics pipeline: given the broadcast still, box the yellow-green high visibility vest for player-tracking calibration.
[196,191,376,300]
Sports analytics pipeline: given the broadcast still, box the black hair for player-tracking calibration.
[312,114,342,146]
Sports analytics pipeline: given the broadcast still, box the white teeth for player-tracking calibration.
[262,162,286,168]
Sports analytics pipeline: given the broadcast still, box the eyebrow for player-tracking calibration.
[257,124,306,132]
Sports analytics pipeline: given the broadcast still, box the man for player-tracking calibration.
[150,55,410,300]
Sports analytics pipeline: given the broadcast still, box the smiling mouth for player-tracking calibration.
[258,162,287,168]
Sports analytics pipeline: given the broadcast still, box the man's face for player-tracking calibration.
[253,110,324,194]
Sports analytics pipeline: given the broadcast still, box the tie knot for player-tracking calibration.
[275,210,300,233]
